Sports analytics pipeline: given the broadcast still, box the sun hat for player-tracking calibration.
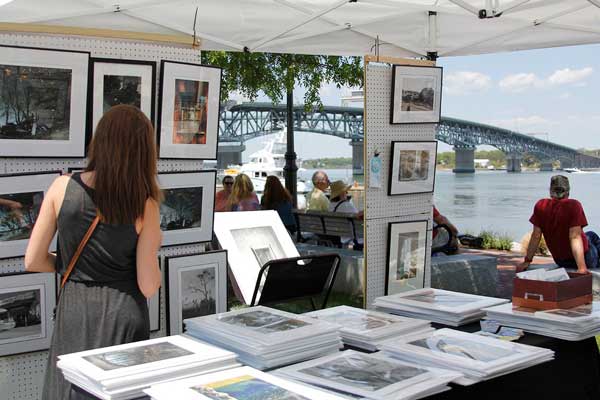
[550,175,570,199]
[330,180,352,199]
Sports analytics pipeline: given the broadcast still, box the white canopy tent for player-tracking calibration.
[1,0,600,58]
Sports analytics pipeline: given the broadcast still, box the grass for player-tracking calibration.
[479,231,514,251]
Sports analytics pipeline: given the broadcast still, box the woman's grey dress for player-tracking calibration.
[43,173,149,400]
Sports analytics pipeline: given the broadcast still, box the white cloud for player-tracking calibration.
[444,71,492,95]
[490,115,552,131]
[498,73,542,92]
[558,92,572,100]
[548,67,593,85]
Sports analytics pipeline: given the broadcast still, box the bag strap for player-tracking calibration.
[60,215,100,289]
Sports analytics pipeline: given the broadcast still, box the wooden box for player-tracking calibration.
[512,272,592,310]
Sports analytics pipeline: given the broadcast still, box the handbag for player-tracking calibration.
[53,215,100,319]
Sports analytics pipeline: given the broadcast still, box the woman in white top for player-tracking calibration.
[328,180,358,214]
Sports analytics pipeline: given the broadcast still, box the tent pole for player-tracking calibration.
[284,88,298,207]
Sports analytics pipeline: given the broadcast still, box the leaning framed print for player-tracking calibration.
[158,171,216,246]
[390,64,442,124]
[157,60,222,159]
[385,220,428,295]
[0,171,61,259]
[0,45,89,157]
[89,58,156,138]
[0,272,56,356]
[388,141,437,196]
[165,250,227,335]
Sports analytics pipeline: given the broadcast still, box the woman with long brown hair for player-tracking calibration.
[261,176,296,233]
[226,173,260,211]
[25,105,162,400]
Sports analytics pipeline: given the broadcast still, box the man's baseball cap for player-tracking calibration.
[550,175,570,198]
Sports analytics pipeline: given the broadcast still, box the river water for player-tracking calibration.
[299,168,599,241]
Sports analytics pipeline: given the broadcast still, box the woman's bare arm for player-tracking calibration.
[136,198,162,298]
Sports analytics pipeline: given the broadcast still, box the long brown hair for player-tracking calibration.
[86,105,161,224]
[261,176,292,209]
[226,174,254,210]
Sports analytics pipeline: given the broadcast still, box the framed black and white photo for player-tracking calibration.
[388,141,437,196]
[158,171,216,246]
[385,220,428,295]
[148,256,161,332]
[0,45,89,157]
[390,64,442,124]
[0,272,55,356]
[165,250,227,335]
[157,60,222,159]
[0,171,61,259]
[89,58,156,137]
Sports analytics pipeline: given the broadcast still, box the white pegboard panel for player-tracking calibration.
[0,32,208,400]
[364,214,433,307]
[364,62,436,219]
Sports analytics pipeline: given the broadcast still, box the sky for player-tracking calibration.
[239,43,600,160]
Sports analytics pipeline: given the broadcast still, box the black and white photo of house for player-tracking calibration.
[396,232,420,281]
[401,77,435,112]
[0,288,43,344]
[399,150,430,181]
[103,74,142,113]
[180,266,216,330]
[230,226,286,266]
[160,187,203,231]
[0,191,43,242]
[0,64,72,140]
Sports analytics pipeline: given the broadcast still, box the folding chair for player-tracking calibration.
[249,253,341,310]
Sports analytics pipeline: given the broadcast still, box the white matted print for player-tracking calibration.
[0,272,55,356]
[165,251,227,335]
[90,58,156,135]
[158,171,216,246]
[390,64,442,124]
[386,220,428,295]
[0,171,61,259]
[0,45,89,157]
[388,141,437,196]
[214,211,299,304]
[158,60,222,159]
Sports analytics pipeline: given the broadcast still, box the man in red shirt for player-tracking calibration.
[518,175,600,273]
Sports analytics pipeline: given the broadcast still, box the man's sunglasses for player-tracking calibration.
[223,181,233,185]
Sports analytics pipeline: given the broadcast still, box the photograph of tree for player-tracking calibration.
[0,191,43,242]
[160,187,203,231]
[180,266,216,331]
[0,64,72,140]
[173,79,209,145]
[0,288,42,344]
[103,75,141,113]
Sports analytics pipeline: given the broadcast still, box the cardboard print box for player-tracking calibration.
[512,272,592,310]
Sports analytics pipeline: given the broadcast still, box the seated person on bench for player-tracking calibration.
[432,206,460,254]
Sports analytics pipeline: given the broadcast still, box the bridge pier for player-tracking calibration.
[350,139,364,175]
[506,153,522,173]
[560,159,574,170]
[453,146,475,173]
[217,141,246,169]
[539,160,554,172]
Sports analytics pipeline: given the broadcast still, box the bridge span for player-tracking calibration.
[218,103,600,173]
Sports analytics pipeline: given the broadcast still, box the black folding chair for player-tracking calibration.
[249,253,341,310]
[431,223,455,254]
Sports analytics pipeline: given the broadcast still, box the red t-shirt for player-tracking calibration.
[432,207,440,239]
[529,198,589,261]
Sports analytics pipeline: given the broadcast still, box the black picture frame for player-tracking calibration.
[390,64,443,125]
[157,60,222,160]
[388,140,438,196]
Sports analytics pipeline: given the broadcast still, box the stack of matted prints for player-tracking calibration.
[275,350,462,400]
[305,306,434,351]
[381,328,554,385]
[374,288,509,326]
[57,335,239,400]
[185,306,341,370]
[144,366,350,400]
[484,302,600,340]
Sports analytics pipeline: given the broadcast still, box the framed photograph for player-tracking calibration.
[385,220,428,295]
[89,58,156,138]
[148,256,161,332]
[390,64,443,124]
[388,141,437,196]
[158,171,216,246]
[0,45,89,157]
[213,211,300,304]
[165,250,227,335]
[144,366,349,400]
[0,171,61,259]
[157,60,222,159]
[0,272,56,356]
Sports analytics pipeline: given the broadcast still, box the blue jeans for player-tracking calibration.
[555,231,600,269]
